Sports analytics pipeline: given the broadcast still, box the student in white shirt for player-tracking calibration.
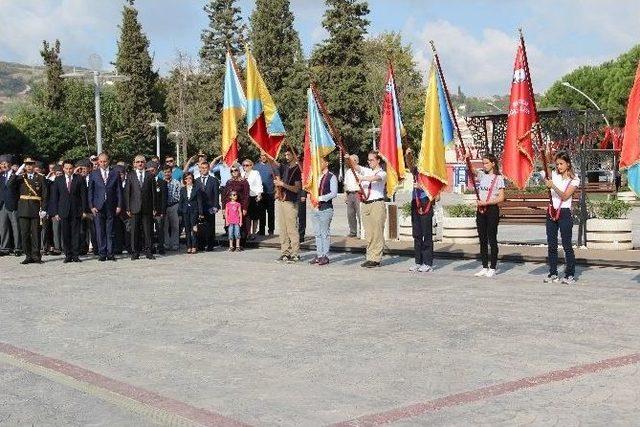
[544,151,579,285]
[241,159,263,240]
[343,154,361,237]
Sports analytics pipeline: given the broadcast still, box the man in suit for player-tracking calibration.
[149,161,167,255]
[49,160,88,263]
[124,155,157,260]
[195,160,219,251]
[88,152,123,261]
[12,157,48,264]
[0,155,22,256]
[77,160,98,256]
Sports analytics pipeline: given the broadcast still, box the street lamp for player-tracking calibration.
[368,126,381,151]
[150,118,166,158]
[61,54,130,154]
[561,81,610,127]
[168,130,182,165]
[80,124,89,148]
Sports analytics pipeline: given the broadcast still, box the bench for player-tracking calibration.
[499,193,579,224]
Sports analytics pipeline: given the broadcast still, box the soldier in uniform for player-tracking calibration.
[11,157,48,264]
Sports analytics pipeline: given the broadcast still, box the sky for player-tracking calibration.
[1,0,639,96]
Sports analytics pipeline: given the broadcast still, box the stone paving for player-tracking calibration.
[0,247,639,425]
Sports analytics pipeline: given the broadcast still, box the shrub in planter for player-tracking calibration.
[444,203,477,218]
[588,199,632,219]
[586,199,633,250]
[442,204,477,244]
[400,201,412,218]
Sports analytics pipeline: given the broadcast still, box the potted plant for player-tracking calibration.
[442,204,478,244]
[586,199,633,250]
[616,185,637,203]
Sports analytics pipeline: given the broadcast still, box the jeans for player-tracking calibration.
[228,224,241,240]
[312,208,333,257]
[546,208,575,277]
[412,203,433,266]
[476,205,499,269]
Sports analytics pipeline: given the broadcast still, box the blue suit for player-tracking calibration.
[88,168,123,256]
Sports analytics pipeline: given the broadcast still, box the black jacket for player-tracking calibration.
[124,170,157,215]
[12,173,48,218]
[49,174,88,218]
[179,186,202,223]
[155,179,168,215]
[195,174,219,214]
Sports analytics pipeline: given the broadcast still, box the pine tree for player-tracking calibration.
[200,0,246,72]
[310,0,371,154]
[39,39,65,111]
[114,0,158,158]
[249,0,308,149]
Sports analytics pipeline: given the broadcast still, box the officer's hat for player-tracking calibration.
[23,157,35,164]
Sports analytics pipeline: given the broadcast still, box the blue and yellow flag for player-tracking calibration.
[222,52,246,166]
[302,87,336,207]
[417,62,454,198]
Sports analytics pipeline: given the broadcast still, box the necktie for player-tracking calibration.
[203,176,207,187]
[67,176,71,192]
[139,171,143,187]
[102,169,107,183]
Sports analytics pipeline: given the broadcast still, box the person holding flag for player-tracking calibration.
[302,87,338,266]
[377,64,406,198]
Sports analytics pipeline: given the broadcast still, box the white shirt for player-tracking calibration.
[357,167,386,201]
[551,171,579,209]
[343,169,360,192]
[244,169,263,197]
[186,186,192,199]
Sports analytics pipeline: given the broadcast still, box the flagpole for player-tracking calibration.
[429,40,480,202]
[310,82,366,197]
[518,28,553,206]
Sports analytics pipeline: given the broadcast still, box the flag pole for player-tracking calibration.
[518,28,553,206]
[310,82,366,197]
[429,40,480,202]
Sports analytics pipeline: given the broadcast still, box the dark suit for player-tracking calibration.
[13,173,48,262]
[195,174,219,250]
[154,178,168,252]
[49,174,87,259]
[179,186,202,249]
[124,170,157,256]
[0,170,21,253]
[88,168,123,257]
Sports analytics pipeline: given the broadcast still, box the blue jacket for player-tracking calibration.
[88,168,123,212]
[0,171,19,211]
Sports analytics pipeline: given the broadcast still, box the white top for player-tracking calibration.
[343,169,360,192]
[357,166,386,201]
[243,169,263,197]
[317,172,338,202]
[551,171,579,209]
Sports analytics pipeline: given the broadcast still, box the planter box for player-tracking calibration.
[586,218,633,250]
[616,191,637,204]
[442,216,477,244]
[398,214,438,242]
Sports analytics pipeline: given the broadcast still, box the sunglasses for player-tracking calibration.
[231,168,239,172]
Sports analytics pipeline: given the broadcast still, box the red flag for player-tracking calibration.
[502,45,536,189]
[620,61,640,169]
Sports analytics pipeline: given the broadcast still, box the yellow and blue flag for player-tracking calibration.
[222,52,246,166]
[302,87,336,207]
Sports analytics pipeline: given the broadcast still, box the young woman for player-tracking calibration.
[405,148,435,273]
[179,172,202,254]
[473,153,505,278]
[544,151,579,284]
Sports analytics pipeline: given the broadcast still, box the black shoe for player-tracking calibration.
[32,259,44,264]
[206,247,214,252]
[72,257,82,263]
[131,254,139,260]
[99,256,107,262]
[21,258,33,265]
[63,258,71,263]
[0,251,8,257]
[158,249,166,255]
[146,253,156,260]
[14,250,23,257]
[107,255,116,261]
[365,261,380,268]
[50,250,62,256]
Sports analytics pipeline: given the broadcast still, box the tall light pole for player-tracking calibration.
[368,126,380,151]
[561,81,610,127]
[61,54,130,154]
[80,124,89,148]
[168,130,182,165]
[150,118,166,158]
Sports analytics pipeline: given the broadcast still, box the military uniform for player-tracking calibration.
[13,160,48,264]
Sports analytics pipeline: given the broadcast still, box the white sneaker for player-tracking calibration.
[409,264,421,272]
[544,274,560,283]
[474,268,488,277]
[418,264,433,273]
[562,276,576,285]
[485,269,496,278]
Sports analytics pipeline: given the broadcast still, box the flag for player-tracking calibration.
[416,63,454,199]
[302,87,337,207]
[377,65,406,198]
[245,49,286,159]
[620,60,640,196]
[502,44,537,189]
[222,52,247,166]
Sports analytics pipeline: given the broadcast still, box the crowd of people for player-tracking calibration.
[0,147,579,283]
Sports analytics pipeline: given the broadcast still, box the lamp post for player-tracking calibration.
[561,81,610,127]
[61,54,130,154]
[168,130,182,165]
[368,126,380,151]
[150,118,166,158]
[80,124,89,148]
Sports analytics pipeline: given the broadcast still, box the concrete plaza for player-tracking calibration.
[0,246,639,426]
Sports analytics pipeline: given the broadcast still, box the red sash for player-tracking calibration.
[359,170,381,202]
[548,179,572,221]
[477,174,499,214]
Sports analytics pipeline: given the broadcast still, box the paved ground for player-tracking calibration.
[0,247,639,426]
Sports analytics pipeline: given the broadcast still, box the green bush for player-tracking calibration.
[588,199,632,219]
[444,203,476,218]
[400,201,412,218]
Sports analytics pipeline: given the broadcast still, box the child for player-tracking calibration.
[225,191,243,251]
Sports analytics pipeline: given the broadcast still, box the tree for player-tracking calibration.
[39,39,65,110]
[200,0,246,71]
[249,0,308,149]
[310,0,371,154]
[114,0,159,158]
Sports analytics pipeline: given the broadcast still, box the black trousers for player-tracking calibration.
[41,216,53,250]
[61,216,81,258]
[298,198,306,240]
[411,204,433,266]
[259,192,275,235]
[546,208,575,277]
[198,212,216,250]
[155,215,165,251]
[81,216,98,255]
[476,205,499,269]
[19,217,40,261]
[130,213,153,255]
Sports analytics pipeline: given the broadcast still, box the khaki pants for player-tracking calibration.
[361,200,386,262]
[277,200,299,256]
